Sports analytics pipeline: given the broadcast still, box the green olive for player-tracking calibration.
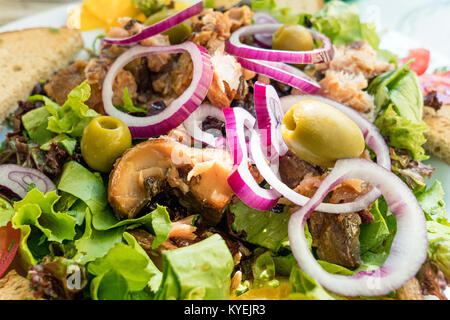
[272,24,315,52]
[81,116,132,173]
[281,100,365,167]
[145,10,192,44]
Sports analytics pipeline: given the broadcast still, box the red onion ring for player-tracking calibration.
[254,81,288,164]
[102,42,213,139]
[252,11,278,48]
[288,158,428,296]
[183,103,225,147]
[226,24,334,64]
[0,165,56,199]
[224,107,280,211]
[103,1,203,45]
[239,58,320,93]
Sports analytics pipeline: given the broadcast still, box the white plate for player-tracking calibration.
[0,3,448,213]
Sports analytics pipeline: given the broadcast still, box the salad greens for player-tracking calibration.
[368,61,429,161]
[230,201,289,252]
[299,0,379,49]
[155,234,234,300]
[29,81,99,139]
[89,232,162,299]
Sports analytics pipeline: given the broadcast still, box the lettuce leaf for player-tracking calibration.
[91,204,172,249]
[415,180,449,279]
[230,201,290,252]
[374,105,428,161]
[0,197,14,228]
[416,180,446,220]
[252,251,280,289]
[115,88,147,115]
[155,234,234,300]
[368,62,428,160]
[40,134,77,155]
[57,161,108,216]
[21,106,54,145]
[285,266,337,300]
[426,221,450,280]
[301,0,379,49]
[88,232,162,300]
[29,81,99,138]
[11,188,77,266]
[251,0,299,24]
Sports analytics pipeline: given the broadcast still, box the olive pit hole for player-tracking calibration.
[99,118,119,130]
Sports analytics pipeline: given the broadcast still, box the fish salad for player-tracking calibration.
[0,0,448,300]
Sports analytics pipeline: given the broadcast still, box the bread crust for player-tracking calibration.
[0,27,83,123]
[423,105,450,164]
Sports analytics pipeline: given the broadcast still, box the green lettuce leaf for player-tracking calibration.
[155,234,234,300]
[115,88,147,115]
[374,105,428,161]
[301,0,379,49]
[416,180,446,220]
[285,266,337,300]
[230,201,290,252]
[58,161,108,215]
[415,180,449,279]
[252,251,280,289]
[88,232,162,300]
[30,81,99,138]
[251,0,299,24]
[11,188,77,266]
[368,62,428,160]
[92,204,172,249]
[21,106,54,145]
[40,134,77,155]
[0,197,14,228]
[426,221,450,280]
[359,198,391,254]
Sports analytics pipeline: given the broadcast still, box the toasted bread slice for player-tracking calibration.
[423,105,450,164]
[0,270,35,300]
[0,27,83,123]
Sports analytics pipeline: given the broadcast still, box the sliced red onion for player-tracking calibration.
[226,24,334,64]
[183,104,225,147]
[224,107,280,210]
[239,58,320,93]
[0,165,56,199]
[288,158,428,296]
[103,1,203,45]
[254,81,288,164]
[102,42,213,139]
[252,11,278,48]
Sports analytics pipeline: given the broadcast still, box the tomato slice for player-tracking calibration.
[0,223,20,278]
[402,48,430,76]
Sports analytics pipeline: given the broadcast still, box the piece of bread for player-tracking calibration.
[423,105,450,164]
[0,270,35,300]
[0,27,84,123]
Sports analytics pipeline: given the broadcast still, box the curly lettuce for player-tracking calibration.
[29,81,99,139]
[299,0,380,49]
[368,62,429,161]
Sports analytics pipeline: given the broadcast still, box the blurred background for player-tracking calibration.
[0,0,449,56]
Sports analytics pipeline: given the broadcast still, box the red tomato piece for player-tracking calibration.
[0,222,20,278]
[402,48,430,76]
